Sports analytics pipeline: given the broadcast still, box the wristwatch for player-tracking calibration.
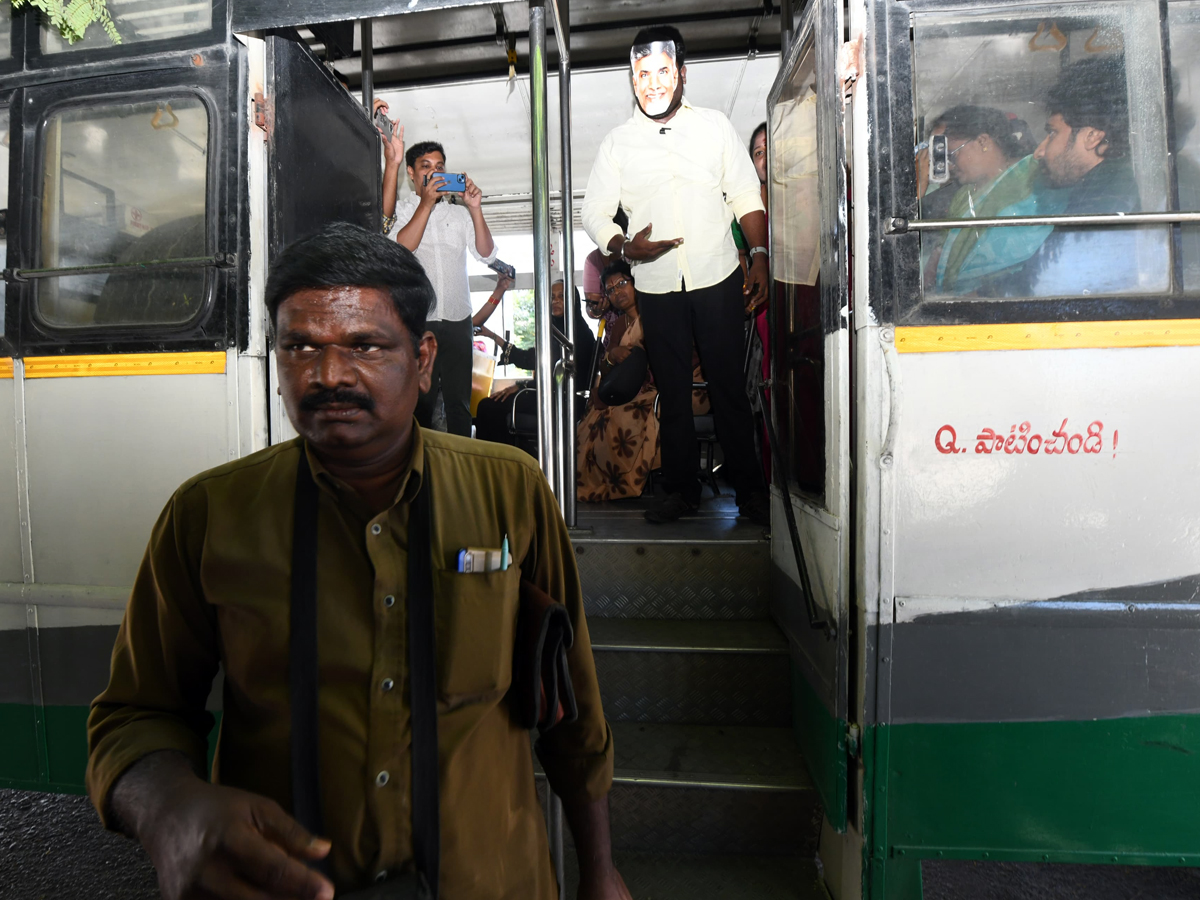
[748,246,768,260]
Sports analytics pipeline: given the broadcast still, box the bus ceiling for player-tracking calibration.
[234,0,782,89]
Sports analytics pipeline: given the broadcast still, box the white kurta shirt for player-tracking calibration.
[390,193,497,321]
[581,101,765,295]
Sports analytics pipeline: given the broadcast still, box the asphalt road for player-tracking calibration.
[0,789,159,900]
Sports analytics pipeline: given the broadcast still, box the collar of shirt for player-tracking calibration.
[303,421,425,523]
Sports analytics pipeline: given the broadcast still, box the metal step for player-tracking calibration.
[562,851,832,900]
[539,722,818,855]
[573,504,771,620]
[588,619,792,726]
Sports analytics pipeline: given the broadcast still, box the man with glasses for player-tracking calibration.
[581,24,770,525]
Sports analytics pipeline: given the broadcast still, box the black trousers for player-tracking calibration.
[638,268,765,505]
[416,316,473,437]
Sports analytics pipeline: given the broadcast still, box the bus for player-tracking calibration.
[1,0,1199,898]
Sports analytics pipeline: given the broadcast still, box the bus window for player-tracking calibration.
[912,4,1172,300]
[38,96,208,328]
[769,34,825,501]
[1170,2,1200,291]
[41,0,213,54]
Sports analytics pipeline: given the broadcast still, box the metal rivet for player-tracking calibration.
[371,524,382,535]
[381,678,394,692]
[898,600,905,607]
[575,546,585,554]
[384,595,395,608]
[375,770,389,787]
[880,454,894,469]
[635,547,645,555]
[881,328,895,343]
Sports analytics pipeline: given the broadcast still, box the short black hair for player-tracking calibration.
[631,25,686,69]
[600,259,634,288]
[405,140,446,170]
[749,121,767,155]
[1046,56,1130,159]
[265,222,434,351]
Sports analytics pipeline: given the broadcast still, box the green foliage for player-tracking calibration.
[8,0,121,45]
[510,288,536,372]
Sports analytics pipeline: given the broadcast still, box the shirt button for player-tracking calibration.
[381,677,394,692]
[384,594,395,608]
[371,524,383,535]
[376,770,390,787]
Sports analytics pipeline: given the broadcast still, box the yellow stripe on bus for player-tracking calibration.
[23,352,226,378]
[895,319,1200,353]
[0,358,12,379]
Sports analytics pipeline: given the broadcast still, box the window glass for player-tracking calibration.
[39,96,208,327]
[0,5,12,61]
[769,36,825,502]
[41,0,212,54]
[912,3,1172,299]
[1170,1,1200,290]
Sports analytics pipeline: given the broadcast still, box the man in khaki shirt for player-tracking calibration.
[86,222,629,900]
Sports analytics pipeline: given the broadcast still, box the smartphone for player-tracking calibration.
[929,133,949,184]
[488,259,517,280]
[424,172,466,192]
[373,108,392,137]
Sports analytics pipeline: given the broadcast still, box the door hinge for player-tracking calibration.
[253,91,273,135]
[846,723,861,760]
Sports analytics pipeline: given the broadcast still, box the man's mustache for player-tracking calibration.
[300,387,376,412]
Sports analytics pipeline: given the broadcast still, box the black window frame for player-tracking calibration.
[0,3,26,79]
[25,0,227,72]
[872,0,1200,326]
[12,60,241,355]
[0,89,16,358]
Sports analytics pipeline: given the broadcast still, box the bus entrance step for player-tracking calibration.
[563,851,831,900]
[588,619,792,726]
[573,538,770,619]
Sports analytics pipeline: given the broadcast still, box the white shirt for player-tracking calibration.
[581,101,765,294]
[390,193,497,321]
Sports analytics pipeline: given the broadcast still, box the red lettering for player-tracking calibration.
[935,425,959,455]
[1083,421,1103,454]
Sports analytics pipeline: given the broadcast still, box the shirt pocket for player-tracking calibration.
[433,566,520,701]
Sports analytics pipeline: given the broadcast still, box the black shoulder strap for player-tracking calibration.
[290,450,324,839]
[290,449,440,897]
[406,476,440,898]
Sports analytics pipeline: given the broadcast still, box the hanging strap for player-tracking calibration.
[406,475,440,897]
[290,449,440,898]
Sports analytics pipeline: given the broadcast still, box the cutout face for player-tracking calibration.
[632,50,682,118]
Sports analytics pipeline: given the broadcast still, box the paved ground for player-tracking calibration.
[0,790,159,900]
[7,788,1200,900]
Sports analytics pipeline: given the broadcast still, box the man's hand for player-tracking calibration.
[112,751,334,900]
[607,223,682,263]
[463,175,483,210]
[493,272,514,295]
[491,382,528,403]
[743,253,768,312]
[379,120,405,169]
[416,170,447,206]
[578,868,633,900]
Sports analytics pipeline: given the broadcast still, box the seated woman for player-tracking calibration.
[931,105,1065,294]
[474,278,596,448]
[577,261,708,503]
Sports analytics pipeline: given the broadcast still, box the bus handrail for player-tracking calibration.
[887,210,1200,234]
[6,255,234,282]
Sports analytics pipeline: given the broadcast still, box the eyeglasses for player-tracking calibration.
[604,278,631,297]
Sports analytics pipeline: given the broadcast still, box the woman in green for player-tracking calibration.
[934,105,1065,294]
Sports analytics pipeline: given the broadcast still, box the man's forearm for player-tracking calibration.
[562,794,616,883]
[382,162,400,219]
[738,210,768,250]
[396,204,433,251]
[109,749,203,839]
[470,208,495,258]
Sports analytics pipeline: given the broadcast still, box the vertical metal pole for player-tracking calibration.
[551,0,576,526]
[361,18,374,113]
[780,0,793,62]
[530,1,557,492]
